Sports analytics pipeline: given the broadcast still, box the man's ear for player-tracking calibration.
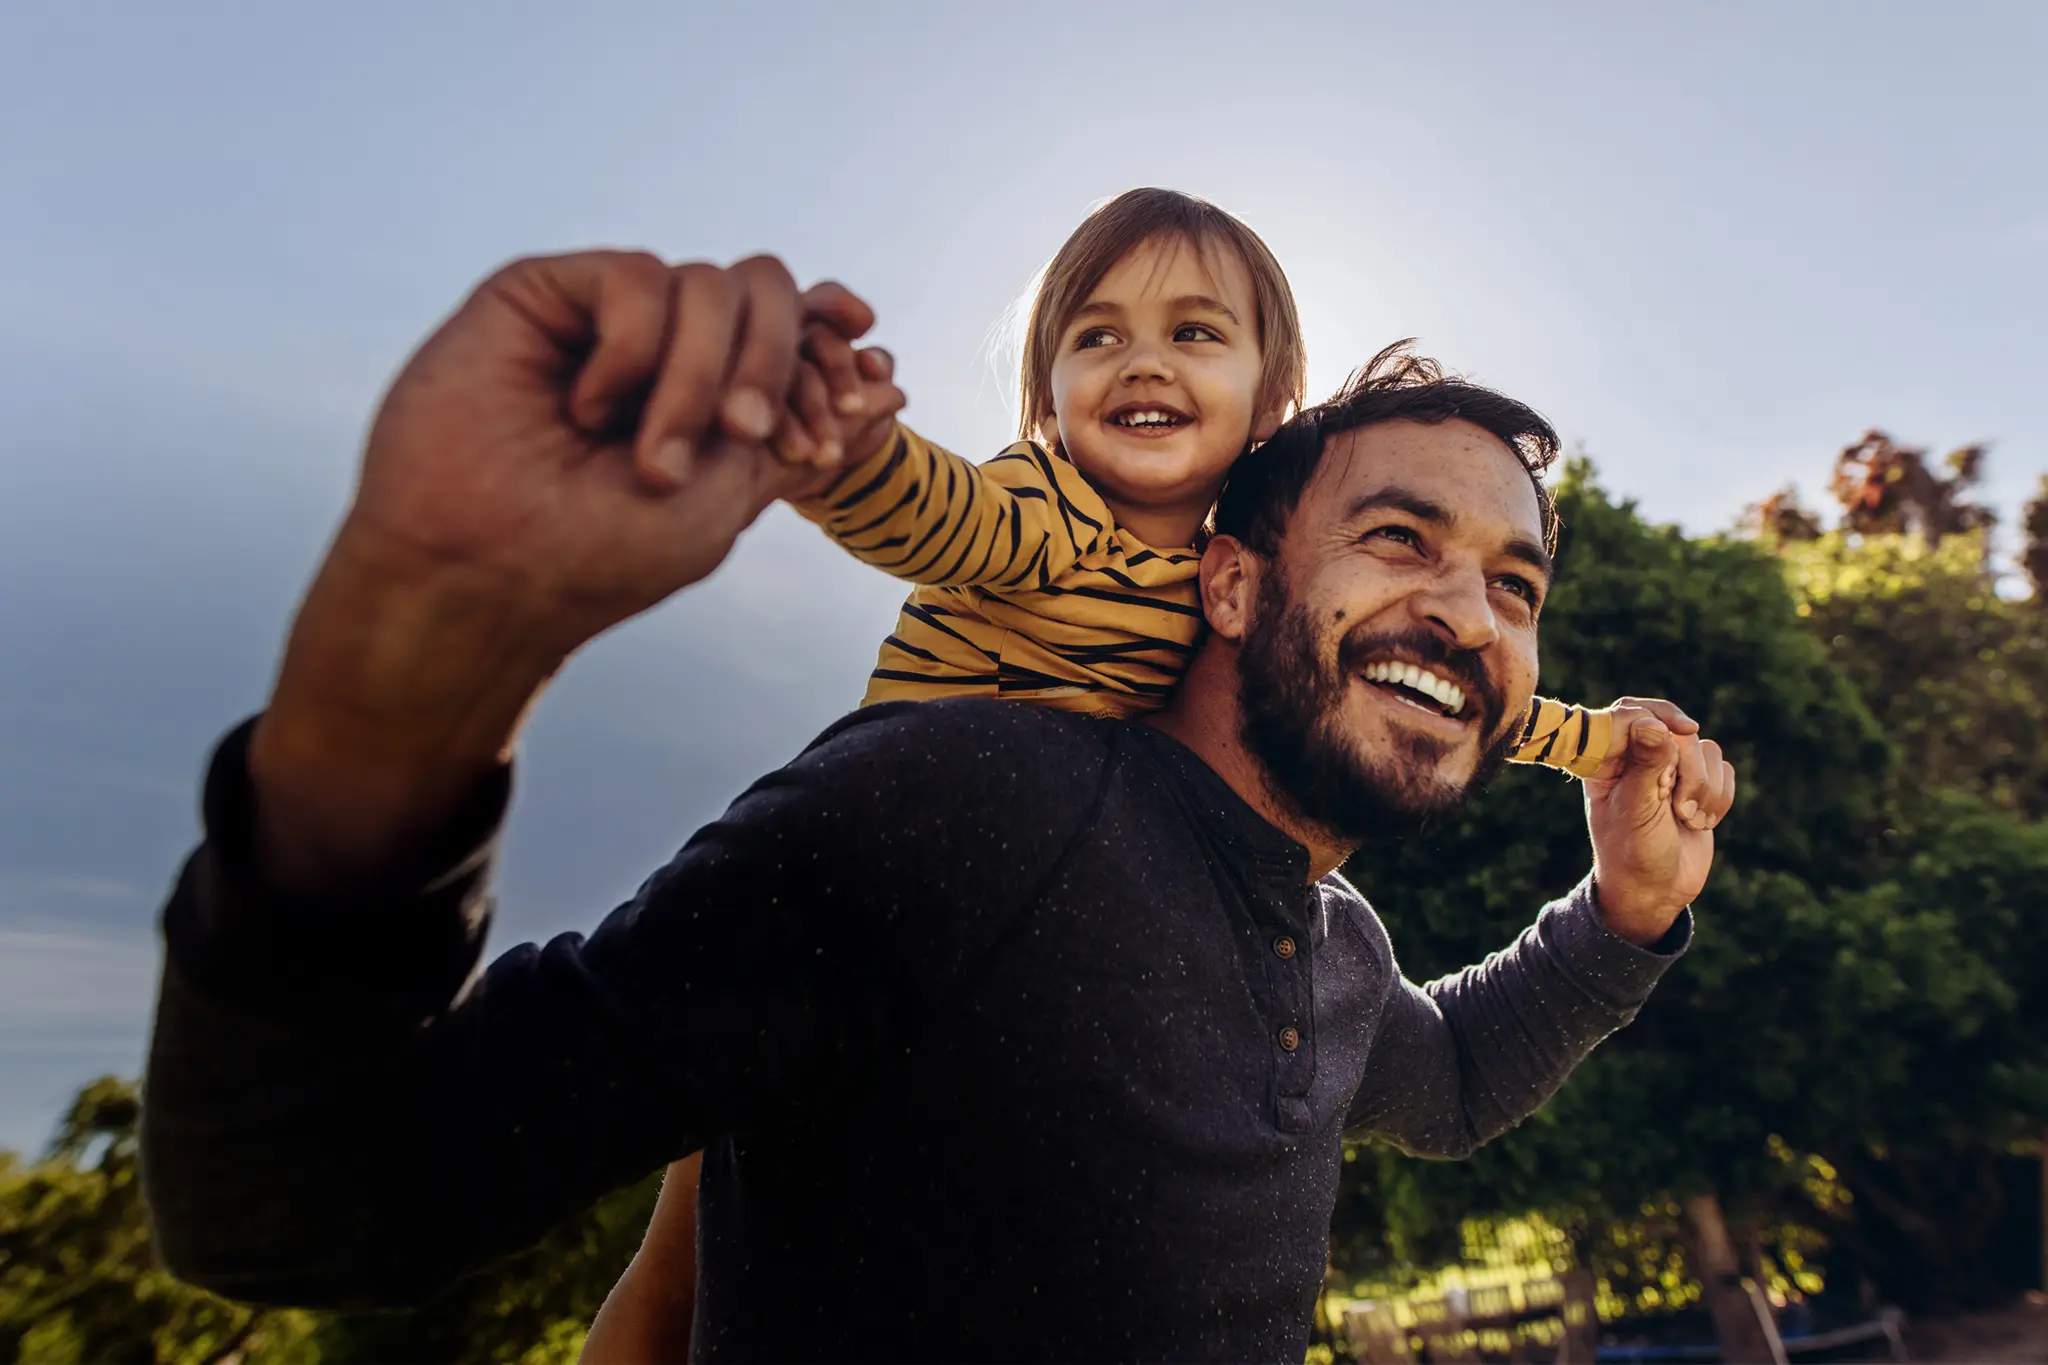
[1199,534,1258,643]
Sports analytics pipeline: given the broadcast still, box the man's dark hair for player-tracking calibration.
[1212,340,1562,555]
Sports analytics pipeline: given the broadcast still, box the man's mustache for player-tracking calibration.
[1335,626,1509,738]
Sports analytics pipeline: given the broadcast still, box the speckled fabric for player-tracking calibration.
[144,699,1688,1362]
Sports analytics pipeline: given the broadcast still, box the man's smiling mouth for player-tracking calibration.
[1360,659,1468,719]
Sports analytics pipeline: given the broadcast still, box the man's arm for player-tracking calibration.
[1346,702,1732,1154]
[1343,877,1688,1157]
[795,427,1121,589]
[145,699,1105,1305]
[138,247,883,1302]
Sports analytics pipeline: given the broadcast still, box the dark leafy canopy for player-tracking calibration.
[1335,461,2048,1310]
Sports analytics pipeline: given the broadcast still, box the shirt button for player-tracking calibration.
[1278,1026,1301,1051]
[1272,934,1297,960]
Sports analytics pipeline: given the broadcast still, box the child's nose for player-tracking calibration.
[1120,341,1174,385]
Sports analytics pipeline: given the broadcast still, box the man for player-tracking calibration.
[141,250,1734,1363]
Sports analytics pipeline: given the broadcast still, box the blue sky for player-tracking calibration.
[1,0,2043,1153]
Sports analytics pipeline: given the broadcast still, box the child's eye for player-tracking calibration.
[1074,327,1118,350]
[1173,323,1222,343]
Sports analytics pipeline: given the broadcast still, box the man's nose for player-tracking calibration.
[1409,566,1500,653]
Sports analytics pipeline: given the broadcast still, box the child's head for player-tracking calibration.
[1017,189,1305,546]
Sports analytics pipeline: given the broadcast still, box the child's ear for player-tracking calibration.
[1198,534,1257,642]
[1250,403,1288,447]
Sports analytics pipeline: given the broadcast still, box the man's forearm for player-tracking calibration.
[250,520,564,892]
[1350,878,1687,1156]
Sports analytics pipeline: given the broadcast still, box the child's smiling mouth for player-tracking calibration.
[1105,402,1193,435]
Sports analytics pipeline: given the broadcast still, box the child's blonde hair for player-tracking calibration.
[1016,188,1306,447]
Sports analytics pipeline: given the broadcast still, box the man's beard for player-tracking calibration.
[1236,569,1519,844]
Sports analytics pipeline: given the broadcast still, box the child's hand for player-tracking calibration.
[766,282,904,473]
[1581,701,1719,832]
[773,344,906,481]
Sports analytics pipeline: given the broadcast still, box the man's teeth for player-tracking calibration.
[1361,660,1466,716]
[1113,409,1182,427]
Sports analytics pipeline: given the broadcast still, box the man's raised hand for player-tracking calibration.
[251,250,858,887]
[352,251,866,649]
[1580,698,1737,947]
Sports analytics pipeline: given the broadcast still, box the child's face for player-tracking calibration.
[1048,235,1276,548]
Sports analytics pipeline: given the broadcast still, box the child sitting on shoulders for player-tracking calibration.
[797,187,1610,771]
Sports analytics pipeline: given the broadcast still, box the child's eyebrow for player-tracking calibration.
[1069,300,1124,324]
[1170,294,1241,324]
[1069,294,1243,326]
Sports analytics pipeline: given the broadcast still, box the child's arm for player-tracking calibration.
[797,424,1119,590]
[777,319,1128,590]
[1515,698,1718,832]
[579,1154,701,1365]
[1510,697,1616,778]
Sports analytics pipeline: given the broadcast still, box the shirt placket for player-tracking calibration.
[1257,863,1318,1135]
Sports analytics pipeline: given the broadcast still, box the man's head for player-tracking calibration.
[1198,342,1562,842]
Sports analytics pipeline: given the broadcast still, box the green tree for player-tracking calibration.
[1778,530,2048,818]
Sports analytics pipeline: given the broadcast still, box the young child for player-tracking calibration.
[796,187,1610,770]
[580,189,1615,1364]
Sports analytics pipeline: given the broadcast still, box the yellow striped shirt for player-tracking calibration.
[797,425,1615,779]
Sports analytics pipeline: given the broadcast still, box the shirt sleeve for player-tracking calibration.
[140,703,1108,1308]
[1342,876,1689,1156]
[1508,697,1615,779]
[793,426,1119,590]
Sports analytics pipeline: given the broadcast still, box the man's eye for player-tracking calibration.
[1075,328,1117,350]
[1365,525,1420,548]
[1173,323,1221,343]
[1496,575,1541,607]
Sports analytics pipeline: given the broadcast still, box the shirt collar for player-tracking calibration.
[1123,722,1313,883]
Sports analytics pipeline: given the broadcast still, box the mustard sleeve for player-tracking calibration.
[793,426,1115,590]
[1509,698,1617,779]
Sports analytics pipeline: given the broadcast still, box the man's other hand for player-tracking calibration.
[1582,697,1737,947]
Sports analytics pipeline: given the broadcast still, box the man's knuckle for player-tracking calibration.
[738,253,797,289]
[616,250,668,282]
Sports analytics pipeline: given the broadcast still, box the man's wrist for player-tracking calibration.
[1589,874,1687,949]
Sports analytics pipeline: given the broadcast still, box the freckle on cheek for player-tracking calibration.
[1332,609,1346,623]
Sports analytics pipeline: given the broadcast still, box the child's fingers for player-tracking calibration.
[859,378,906,423]
[798,281,876,340]
[789,363,844,468]
[1689,739,1734,829]
[1668,731,1711,828]
[803,322,866,418]
[856,346,894,382]
[769,406,822,468]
